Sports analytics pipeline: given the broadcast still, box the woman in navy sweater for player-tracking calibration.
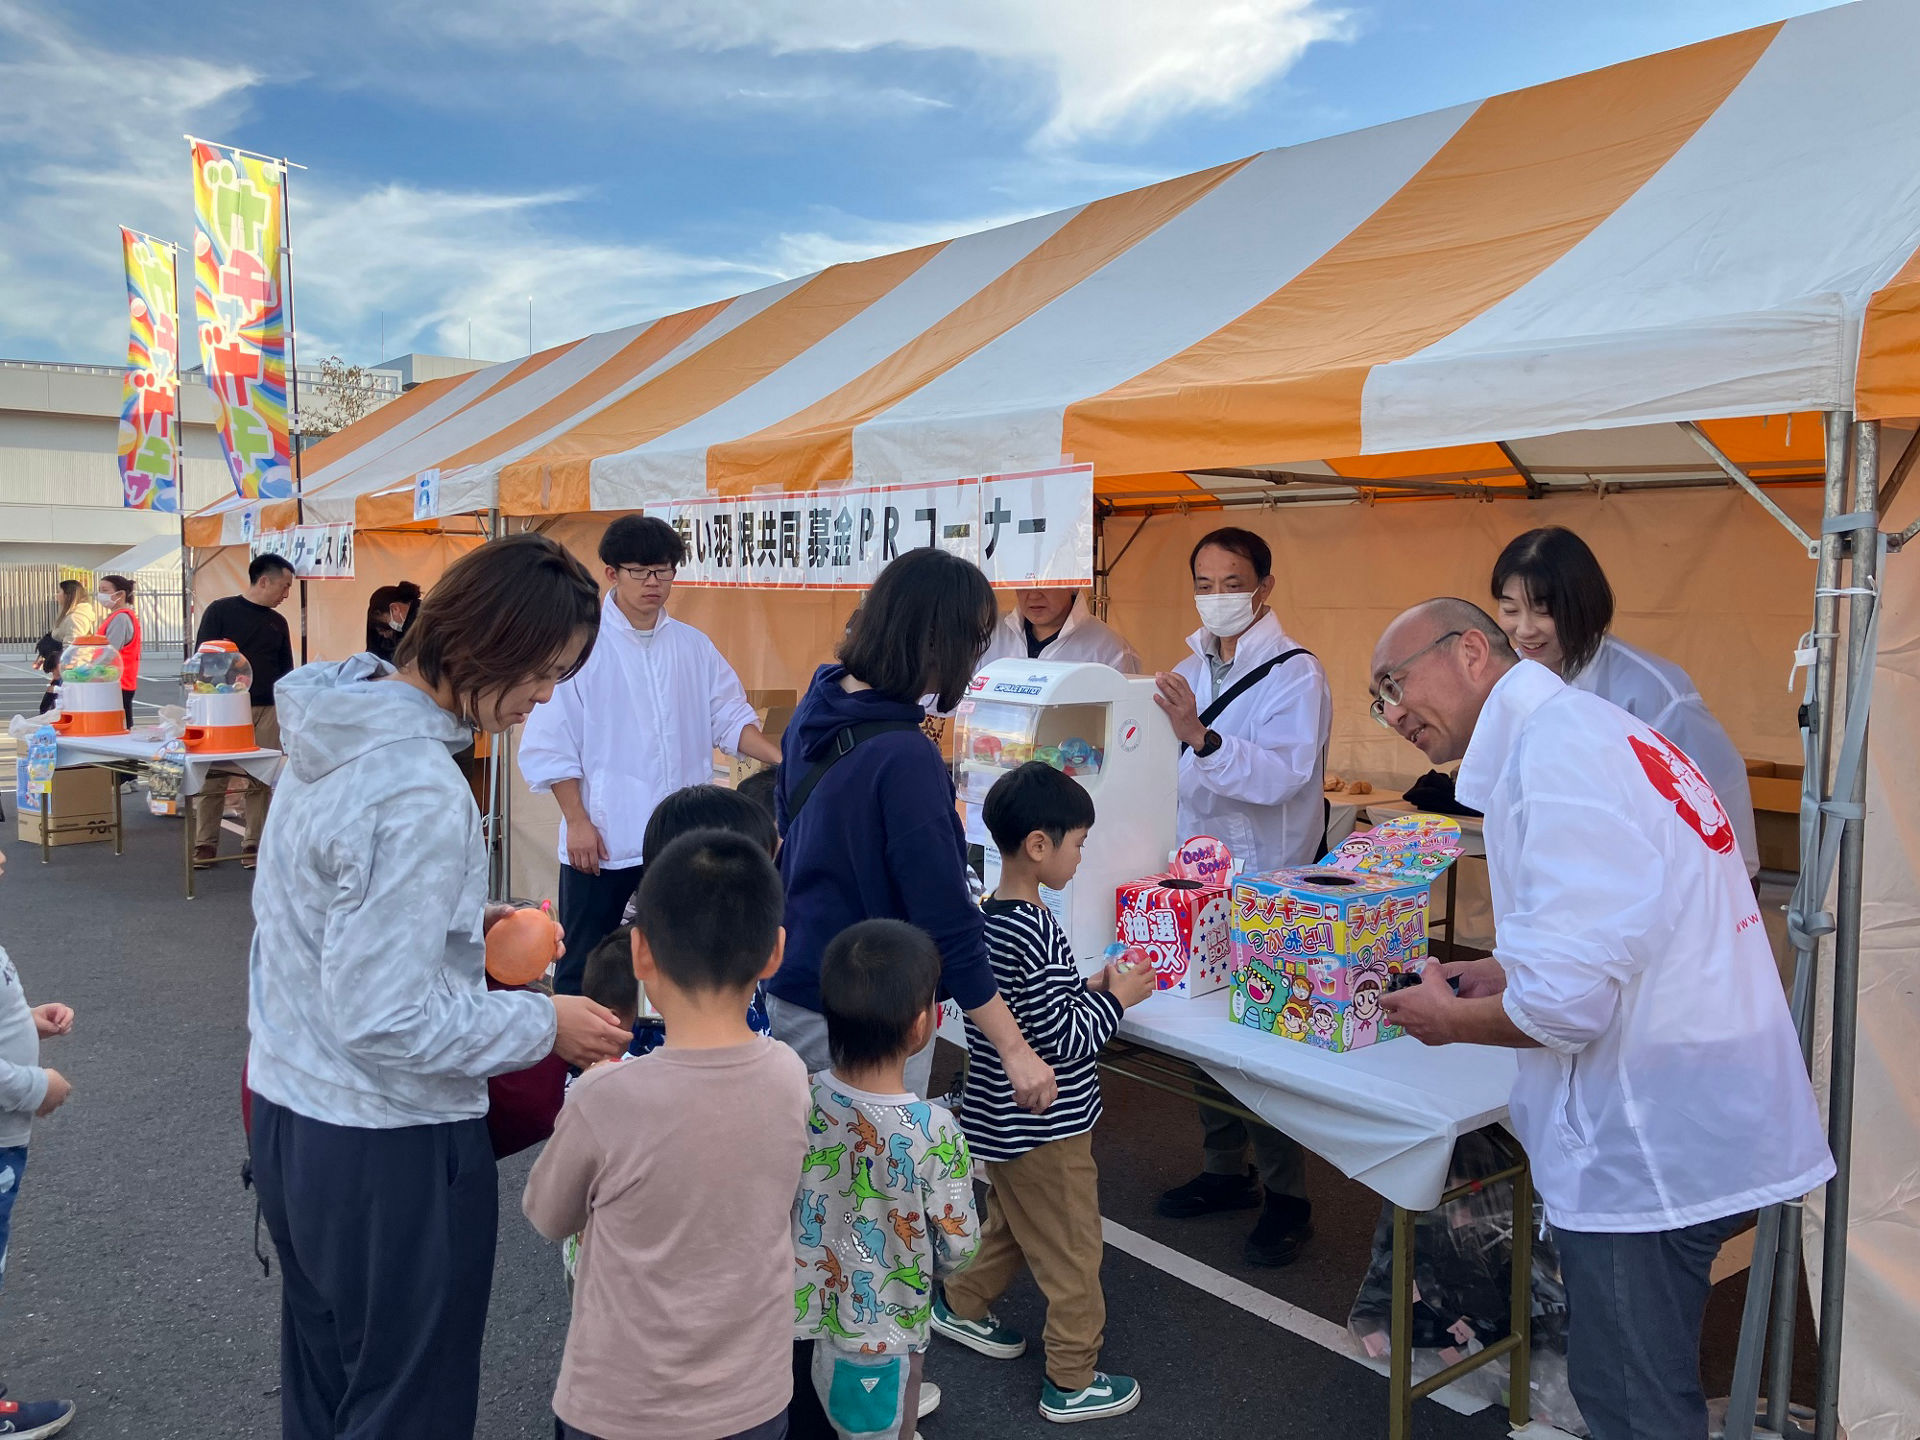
[769,550,1058,1112]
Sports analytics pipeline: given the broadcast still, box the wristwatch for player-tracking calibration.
[1195,729,1224,758]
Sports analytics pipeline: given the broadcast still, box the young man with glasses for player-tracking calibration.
[520,516,783,993]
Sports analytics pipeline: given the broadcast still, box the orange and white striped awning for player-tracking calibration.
[187,0,1920,548]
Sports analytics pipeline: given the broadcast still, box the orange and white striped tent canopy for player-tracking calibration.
[188,0,1920,547]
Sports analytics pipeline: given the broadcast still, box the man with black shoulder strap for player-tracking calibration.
[1151,527,1332,1268]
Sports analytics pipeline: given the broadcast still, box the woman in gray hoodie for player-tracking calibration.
[246,534,632,1440]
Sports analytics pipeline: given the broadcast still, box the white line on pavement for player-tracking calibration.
[1100,1217,1491,1417]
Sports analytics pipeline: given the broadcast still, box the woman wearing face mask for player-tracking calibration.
[363,581,421,664]
[1151,527,1331,1268]
[1492,526,1758,876]
[96,575,140,728]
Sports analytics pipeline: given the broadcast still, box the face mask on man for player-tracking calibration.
[1195,591,1257,639]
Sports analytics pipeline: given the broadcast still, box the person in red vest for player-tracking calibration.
[97,574,141,728]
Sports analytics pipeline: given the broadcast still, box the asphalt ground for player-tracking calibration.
[0,803,1816,1439]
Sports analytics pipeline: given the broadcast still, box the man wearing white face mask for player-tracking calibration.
[1150,527,1332,1268]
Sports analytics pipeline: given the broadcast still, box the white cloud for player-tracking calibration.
[450,0,1350,146]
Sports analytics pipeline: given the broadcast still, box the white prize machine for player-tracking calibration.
[953,659,1178,978]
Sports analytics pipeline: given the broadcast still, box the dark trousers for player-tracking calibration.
[553,863,643,995]
[1554,1213,1748,1440]
[251,1097,499,1440]
[1199,1102,1307,1198]
[121,690,134,726]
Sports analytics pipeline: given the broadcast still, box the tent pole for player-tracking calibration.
[1769,411,1852,1433]
[1814,418,1879,1440]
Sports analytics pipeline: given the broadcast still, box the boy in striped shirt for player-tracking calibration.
[934,762,1156,1424]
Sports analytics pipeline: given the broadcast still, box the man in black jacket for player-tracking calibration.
[191,553,294,869]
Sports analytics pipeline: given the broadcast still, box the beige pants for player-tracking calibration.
[192,705,279,851]
[941,1131,1105,1392]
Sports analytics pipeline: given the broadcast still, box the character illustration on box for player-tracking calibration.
[1343,974,1388,1049]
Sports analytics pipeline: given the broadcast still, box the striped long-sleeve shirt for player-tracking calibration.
[958,898,1124,1163]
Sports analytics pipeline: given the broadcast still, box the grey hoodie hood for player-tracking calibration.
[276,654,470,785]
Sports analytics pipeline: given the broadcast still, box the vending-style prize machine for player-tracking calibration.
[952,660,1179,973]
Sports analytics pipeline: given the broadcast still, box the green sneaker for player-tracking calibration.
[1040,1373,1142,1424]
[930,1293,1027,1358]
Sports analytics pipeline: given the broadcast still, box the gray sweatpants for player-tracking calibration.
[1553,1212,1748,1440]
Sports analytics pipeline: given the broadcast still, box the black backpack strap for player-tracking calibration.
[1182,647,1315,754]
[785,720,925,823]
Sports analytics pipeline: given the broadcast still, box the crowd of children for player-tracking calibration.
[522,757,1157,1440]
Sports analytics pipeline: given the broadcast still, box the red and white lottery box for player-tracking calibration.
[1113,836,1235,998]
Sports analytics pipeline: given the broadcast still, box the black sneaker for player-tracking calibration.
[0,1398,75,1437]
[1156,1167,1262,1219]
[1243,1194,1313,1268]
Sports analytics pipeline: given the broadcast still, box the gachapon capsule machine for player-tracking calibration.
[953,659,1178,973]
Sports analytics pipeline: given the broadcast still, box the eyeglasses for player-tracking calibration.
[615,565,677,584]
[1368,630,1463,729]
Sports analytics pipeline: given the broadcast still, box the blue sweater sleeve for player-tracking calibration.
[882,755,997,1012]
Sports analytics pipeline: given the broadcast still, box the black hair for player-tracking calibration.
[632,830,783,995]
[641,784,777,866]
[819,919,942,1071]
[838,548,996,712]
[599,514,686,571]
[100,574,135,599]
[394,533,600,726]
[249,553,294,584]
[582,925,639,1020]
[1491,527,1614,677]
[982,760,1096,857]
[1189,526,1272,581]
[735,766,778,822]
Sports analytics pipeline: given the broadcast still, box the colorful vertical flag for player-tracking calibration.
[116,228,180,511]
[191,139,292,501]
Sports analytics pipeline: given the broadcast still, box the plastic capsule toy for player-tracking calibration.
[1034,745,1063,771]
[1058,737,1094,771]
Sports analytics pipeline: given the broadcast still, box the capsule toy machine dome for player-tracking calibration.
[954,659,1178,973]
[181,641,256,752]
[51,635,127,737]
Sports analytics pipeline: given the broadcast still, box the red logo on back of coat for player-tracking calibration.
[1629,730,1735,856]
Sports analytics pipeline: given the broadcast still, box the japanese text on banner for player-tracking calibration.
[116,229,179,512]
[645,466,1091,589]
[252,523,355,579]
[192,140,292,502]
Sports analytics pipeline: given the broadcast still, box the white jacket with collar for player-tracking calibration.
[518,599,759,870]
[976,598,1141,674]
[1173,611,1331,877]
[1458,660,1831,1232]
[1570,634,1759,876]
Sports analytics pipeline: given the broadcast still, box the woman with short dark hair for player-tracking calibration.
[1492,526,1758,874]
[770,549,1058,1111]
[246,533,632,1440]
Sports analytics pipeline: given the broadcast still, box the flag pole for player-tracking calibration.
[170,239,191,659]
[276,154,309,665]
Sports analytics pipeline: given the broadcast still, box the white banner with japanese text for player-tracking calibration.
[644,465,1092,589]
[251,522,356,578]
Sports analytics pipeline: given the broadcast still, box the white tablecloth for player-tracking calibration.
[56,730,284,798]
[1115,988,1516,1211]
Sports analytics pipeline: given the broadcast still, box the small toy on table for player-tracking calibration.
[1113,835,1238,998]
[1227,814,1463,1052]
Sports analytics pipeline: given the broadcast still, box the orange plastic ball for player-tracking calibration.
[486,908,560,986]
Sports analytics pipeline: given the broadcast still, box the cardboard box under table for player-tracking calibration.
[15,761,117,847]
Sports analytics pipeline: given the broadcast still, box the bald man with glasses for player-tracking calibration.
[1370,598,1829,1440]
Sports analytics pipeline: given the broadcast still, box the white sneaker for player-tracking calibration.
[917,1381,941,1419]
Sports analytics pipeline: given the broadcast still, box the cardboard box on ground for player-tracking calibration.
[14,760,116,846]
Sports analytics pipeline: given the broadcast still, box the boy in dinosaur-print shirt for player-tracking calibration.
[792,920,980,1440]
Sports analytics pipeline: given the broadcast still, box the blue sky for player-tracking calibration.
[0,0,1824,368]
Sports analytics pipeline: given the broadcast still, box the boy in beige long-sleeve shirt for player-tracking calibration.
[525,832,809,1440]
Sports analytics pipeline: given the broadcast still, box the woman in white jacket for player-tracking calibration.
[1491,526,1759,876]
[247,534,631,1440]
